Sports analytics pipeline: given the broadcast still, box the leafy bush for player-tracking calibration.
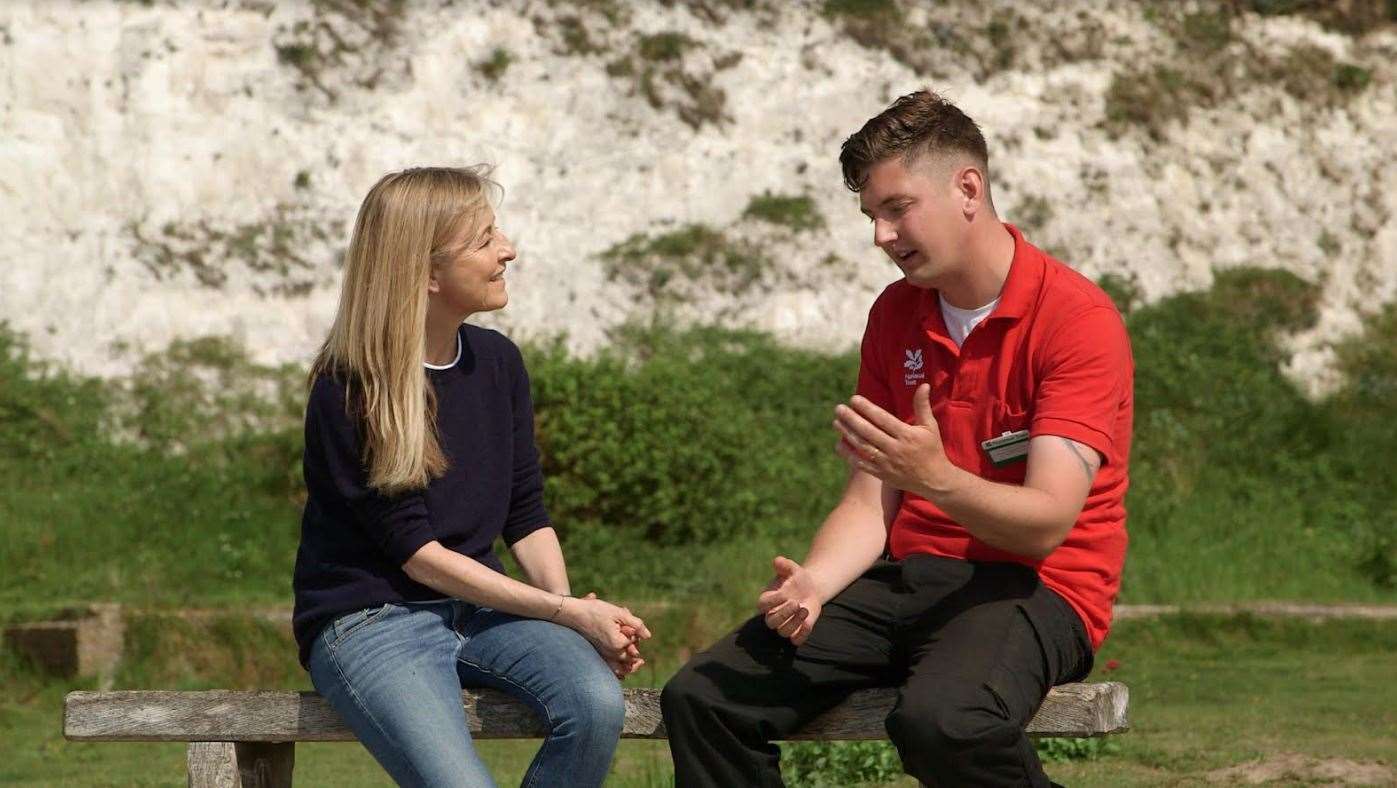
[637,31,693,62]
[1104,65,1216,140]
[1123,268,1395,600]
[1036,735,1120,763]
[122,335,302,453]
[821,0,900,20]
[475,47,512,82]
[1242,0,1397,32]
[1330,302,1397,588]
[742,192,826,233]
[0,322,109,461]
[1096,272,1142,315]
[779,712,1119,784]
[528,326,855,545]
[782,740,902,787]
[600,224,773,298]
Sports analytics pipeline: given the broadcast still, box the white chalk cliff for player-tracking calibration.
[2,0,1394,395]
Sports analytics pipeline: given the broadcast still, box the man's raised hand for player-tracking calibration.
[834,383,953,495]
[756,556,823,646]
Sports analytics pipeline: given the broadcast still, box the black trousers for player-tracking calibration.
[661,555,1093,787]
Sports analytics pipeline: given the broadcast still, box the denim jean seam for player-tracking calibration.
[328,602,391,653]
[328,640,430,788]
[456,654,557,788]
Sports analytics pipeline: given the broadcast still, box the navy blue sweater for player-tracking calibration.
[292,325,550,669]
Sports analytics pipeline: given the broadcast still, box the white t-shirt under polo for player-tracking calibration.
[939,294,1001,347]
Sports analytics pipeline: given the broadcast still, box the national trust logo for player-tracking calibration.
[903,348,924,386]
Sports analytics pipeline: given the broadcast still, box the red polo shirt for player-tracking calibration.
[856,223,1133,650]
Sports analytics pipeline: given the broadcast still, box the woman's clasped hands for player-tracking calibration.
[559,592,651,679]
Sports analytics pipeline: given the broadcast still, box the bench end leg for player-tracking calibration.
[188,741,295,788]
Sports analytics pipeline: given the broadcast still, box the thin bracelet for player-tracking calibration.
[548,594,570,622]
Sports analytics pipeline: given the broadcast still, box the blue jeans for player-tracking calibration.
[308,599,625,787]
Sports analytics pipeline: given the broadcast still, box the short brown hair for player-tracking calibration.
[838,89,990,192]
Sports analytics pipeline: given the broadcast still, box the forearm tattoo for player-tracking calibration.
[1059,437,1100,484]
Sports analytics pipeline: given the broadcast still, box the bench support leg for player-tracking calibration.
[187,741,295,787]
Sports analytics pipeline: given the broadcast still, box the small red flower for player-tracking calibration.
[1104,659,1121,672]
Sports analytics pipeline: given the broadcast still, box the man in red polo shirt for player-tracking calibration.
[662,89,1133,787]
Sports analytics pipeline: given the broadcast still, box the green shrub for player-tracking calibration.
[123,335,302,452]
[1181,9,1235,53]
[554,15,604,56]
[1122,268,1397,601]
[0,323,109,461]
[1096,272,1142,315]
[781,740,902,787]
[637,31,693,62]
[601,224,771,297]
[1330,303,1397,588]
[527,327,855,545]
[476,47,512,81]
[1104,65,1216,139]
[1332,62,1372,93]
[1243,0,1397,32]
[742,192,826,233]
[1036,735,1120,762]
[779,736,1119,785]
[821,0,900,20]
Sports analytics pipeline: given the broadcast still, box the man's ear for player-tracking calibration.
[956,165,986,220]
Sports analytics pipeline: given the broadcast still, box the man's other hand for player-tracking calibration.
[757,556,823,646]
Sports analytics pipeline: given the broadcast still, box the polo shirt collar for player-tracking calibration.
[990,223,1044,321]
[917,222,1044,351]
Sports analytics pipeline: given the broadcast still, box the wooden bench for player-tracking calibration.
[64,683,1129,786]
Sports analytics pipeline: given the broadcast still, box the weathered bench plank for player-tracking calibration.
[64,683,1128,742]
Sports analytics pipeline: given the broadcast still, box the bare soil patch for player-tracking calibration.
[1206,752,1395,785]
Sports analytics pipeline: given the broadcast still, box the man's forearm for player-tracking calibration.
[508,527,572,595]
[802,499,889,602]
[916,465,1075,560]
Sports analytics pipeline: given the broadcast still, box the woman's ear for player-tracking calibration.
[426,270,441,295]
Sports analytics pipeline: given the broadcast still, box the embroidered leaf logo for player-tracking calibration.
[903,349,924,372]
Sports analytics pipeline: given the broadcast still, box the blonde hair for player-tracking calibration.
[310,165,500,494]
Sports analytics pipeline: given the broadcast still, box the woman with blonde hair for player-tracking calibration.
[292,165,649,787]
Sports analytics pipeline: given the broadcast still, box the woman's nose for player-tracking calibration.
[498,231,517,262]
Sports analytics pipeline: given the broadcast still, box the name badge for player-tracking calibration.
[981,429,1030,466]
